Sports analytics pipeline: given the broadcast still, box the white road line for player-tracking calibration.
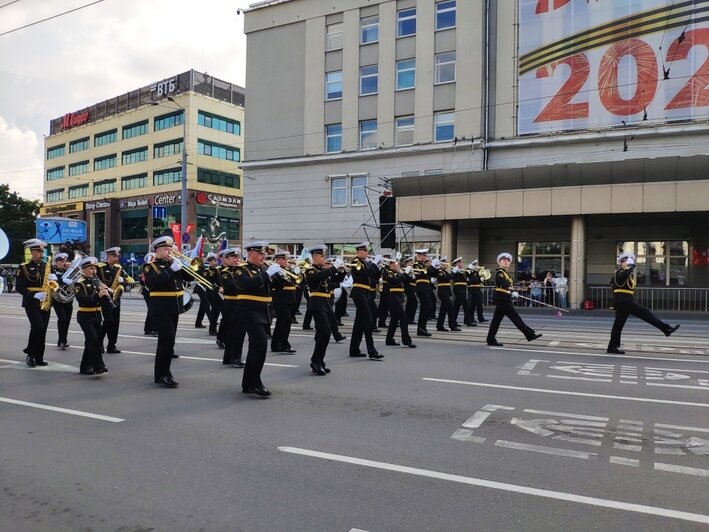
[654,463,709,478]
[523,409,609,421]
[481,404,516,412]
[278,446,709,525]
[461,411,491,429]
[646,367,709,374]
[613,443,641,452]
[548,341,560,346]
[490,347,709,364]
[547,375,614,383]
[610,456,639,467]
[655,423,709,434]
[0,396,124,423]
[646,383,709,391]
[422,378,709,408]
[495,440,597,459]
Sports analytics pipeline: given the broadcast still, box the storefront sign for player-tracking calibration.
[151,76,177,98]
[120,198,150,209]
[154,193,181,205]
[36,217,87,244]
[60,110,89,130]
[39,202,83,216]
[196,191,242,208]
[85,200,112,211]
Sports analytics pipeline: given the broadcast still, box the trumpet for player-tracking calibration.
[264,260,302,281]
[169,250,214,290]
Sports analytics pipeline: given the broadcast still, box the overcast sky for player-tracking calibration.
[0,0,251,202]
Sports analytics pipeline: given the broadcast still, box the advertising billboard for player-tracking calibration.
[36,217,87,244]
[518,0,709,135]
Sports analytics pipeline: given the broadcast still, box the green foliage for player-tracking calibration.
[0,184,40,264]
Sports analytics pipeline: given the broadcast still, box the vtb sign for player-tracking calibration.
[60,110,89,130]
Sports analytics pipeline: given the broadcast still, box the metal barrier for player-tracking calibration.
[587,286,709,312]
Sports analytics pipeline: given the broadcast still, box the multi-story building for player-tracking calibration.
[243,0,709,308]
[42,70,245,261]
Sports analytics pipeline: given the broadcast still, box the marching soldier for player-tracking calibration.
[52,252,74,349]
[219,248,245,366]
[467,260,488,324]
[192,257,210,329]
[435,257,460,331]
[98,246,125,354]
[385,259,416,348]
[143,236,184,388]
[450,257,474,329]
[73,256,109,375]
[403,256,418,324]
[349,242,383,359]
[376,257,390,329]
[16,238,53,367]
[607,252,680,354]
[203,252,221,335]
[140,252,157,336]
[486,252,542,346]
[270,249,297,354]
[413,248,436,336]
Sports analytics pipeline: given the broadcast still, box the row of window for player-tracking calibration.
[46,110,240,158]
[325,1,456,51]
[330,175,368,208]
[325,111,454,153]
[197,139,241,162]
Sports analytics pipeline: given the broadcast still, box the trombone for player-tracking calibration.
[170,250,214,290]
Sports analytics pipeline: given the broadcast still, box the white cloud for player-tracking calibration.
[0,115,42,201]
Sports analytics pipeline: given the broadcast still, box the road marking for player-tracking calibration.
[0,396,124,423]
[517,359,546,375]
[491,347,709,364]
[655,423,709,434]
[523,409,608,421]
[494,440,597,460]
[610,456,639,467]
[0,358,78,373]
[654,463,709,478]
[423,378,709,408]
[462,411,491,429]
[548,375,613,383]
[278,446,709,525]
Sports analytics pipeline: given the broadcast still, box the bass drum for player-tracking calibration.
[180,292,194,314]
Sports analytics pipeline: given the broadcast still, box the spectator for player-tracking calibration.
[554,272,568,308]
[529,272,542,306]
[543,271,555,305]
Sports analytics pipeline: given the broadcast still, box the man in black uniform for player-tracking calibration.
[403,256,418,324]
[486,252,542,347]
[385,258,416,348]
[192,256,210,329]
[607,252,679,354]
[450,257,474,329]
[270,249,297,354]
[376,256,390,329]
[202,252,221,335]
[143,236,184,387]
[16,239,53,367]
[435,257,460,331]
[467,260,488,324]
[73,256,109,376]
[413,249,436,336]
[235,241,281,397]
[97,246,125,354]
[140,252,157,336]
[51,252,74,349]
[219,248,246,366]
[349,242,383,359]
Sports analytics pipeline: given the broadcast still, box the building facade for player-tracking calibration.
[242,0,709,308]
[42,70,245,262]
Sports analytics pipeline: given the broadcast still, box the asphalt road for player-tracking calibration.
[1,292,708,531]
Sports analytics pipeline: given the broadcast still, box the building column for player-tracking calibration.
[441,220,457,260]
[569,215,586,309]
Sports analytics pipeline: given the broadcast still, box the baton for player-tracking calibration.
[513,293,570,313]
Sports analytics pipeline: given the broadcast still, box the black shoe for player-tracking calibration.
[216,340,226,349]
[404,343,417,348]
[335,321,344,327]
[295,310,302,315]
[527,333,542,342]
[607,347,625,354]
[36,360,48,366]
[335,336,347,343]
[302,326,313,330]
[195,324,206,328]
[80,368,95,375]
[242,385,271,396]
[450,327,462,332]
[664,324,680,337]
[26,356,37,367]
[385,340,400,346]
[377,323,387,329]
[417,330,432,337]
[487,340,504,346]
[369,351,384,360]
[95,367,108,374]
[155,375,179,387]
[208,330,217,336]
[107,347,121,354]
[61,342,69,349]
[478,318,488,323]
[234,358,246,367]
[144,331,155,336]
[436,326,449,332]
[350,352,367,357]
[372,328,381,333]
[284,348,297,354]
[310,362,327,376]
[171,354,179,359]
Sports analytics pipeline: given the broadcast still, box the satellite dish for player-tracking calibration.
[0,228,9,261]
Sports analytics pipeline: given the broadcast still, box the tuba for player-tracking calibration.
[478,266,492,282]
[40,258,59,311]
[53,253,84,303]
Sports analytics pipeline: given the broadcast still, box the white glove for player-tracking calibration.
[170,260,182,272]
[266,264,282,277]
[511,291,519,299]
[452,266,460,273]
[293,266,301,275]
[431,259,440,268]
[34,292,46,301]
[404,266,413,275]
[118,276,124,283]
[64,277,75,286]
[333,258,344,269]
[373,255,383,266]
[626,257,635,265]
[48,274,58,281]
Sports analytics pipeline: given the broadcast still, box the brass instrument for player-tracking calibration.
[53,253,84,303]
[111,264,124,302]
[478,266,492,282]
[264,260,301,281]
[40,257,59,311]
[170,250,214,290]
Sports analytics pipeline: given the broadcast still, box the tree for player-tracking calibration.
[0,184,40,264]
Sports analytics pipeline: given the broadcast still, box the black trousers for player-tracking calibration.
[368,293,378,328]
[350,291,375,355]
[52,301,73,345]
[293,288,304,316]
[405,286,418,323]
[100,304,120,348]
[416,287,434,331]
[226,312,247,363]
[195,290,210,326]
[437,291,454,328]
[24,301,50,362]
[142,291,155,333]
[377,289,389,326]
[334,290,348,320]
[312,310,332,365]
[469,288,485,322]
[217,304,234,343]
[386,296,412,345]
[328,307,344,341]
[486,300,535,342]
[271,303,293,350]
[241,322,268,389]
[452,288,471,326]
[208,292,221,333]
[609,300,668,349]
[303,309,314,328]
[77,312,105,372]
[154,312,178,380]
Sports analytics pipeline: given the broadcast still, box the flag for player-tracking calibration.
[216,238,228,265]
[189,235,204,260]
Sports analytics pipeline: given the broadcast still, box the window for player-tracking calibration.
[122,147,148,165]
[330,176,347,207]
[94,154,116,171]
[395,116,415,146]
[154,111,183,131]
[326,71,343,100]
[436,0,457,30]
[360,65,378,96]
[616,241,690,286]
[46,189,63,202]
[351,175,368,206]
[121,209,148,240]
[68,184,88,199]
[197,139,240,161]
[94,129,117,147]
[68,161,89,176]
[197,167,241,188]
[47,145,65,159]
[359,120,377,150]
[198,111,240,135]
[46,167,65,181]
[69,137,89,153]
[434,111,455,141]
[122,120,148,139]
[360,15,379,44]
[152,206,181,237]
[154,139,183,159]
[517,241,570,282]
[397,8,416,37]
[153,168,182,186]
[326,22,343,51]
[93,179,116,195]
[325,124,342,153]
[396,59,416,90]
[435,51,456,84]
[121,173,147,191]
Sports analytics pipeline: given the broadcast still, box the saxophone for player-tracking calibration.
[40,257,58,311]
[111,265,124,302]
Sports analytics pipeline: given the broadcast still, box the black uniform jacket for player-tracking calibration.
[413,261,436,292]
[74,278,106,314]
[611,266,636,304]
[304,265,337,312]
[467,269,483,287]
[15,260,46,308]
[386,270,408,300]
[97,262,126,304]
[271,270,297,306]
[232,262,271,324]
[492,267,514,303]
[143,258,185,314]
[350,257,374,294]
[436,268,453,295]
[452,269,468,292]
[220,266,239,308]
